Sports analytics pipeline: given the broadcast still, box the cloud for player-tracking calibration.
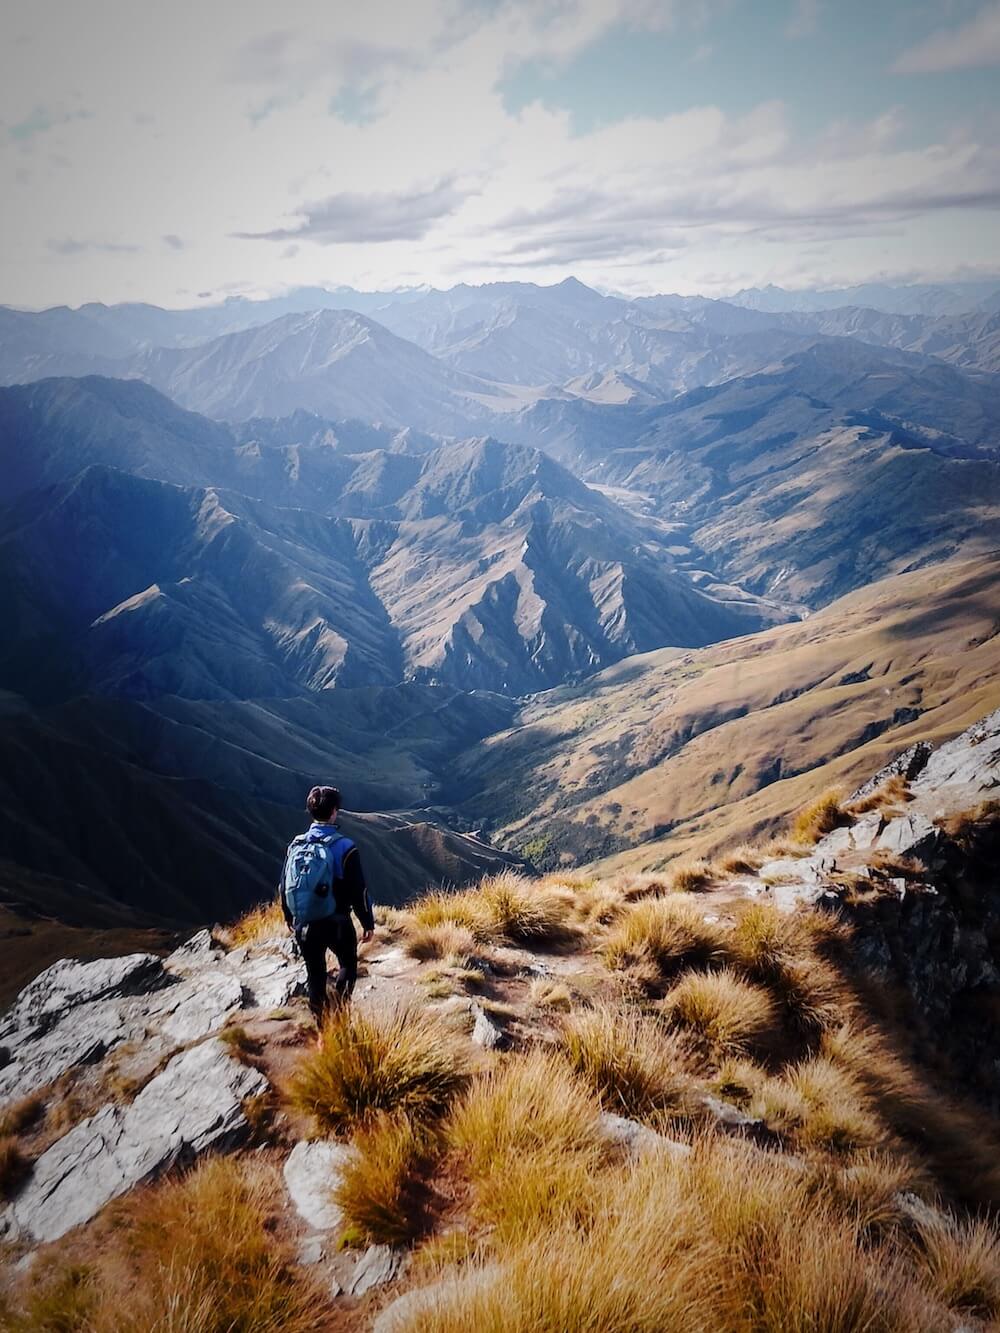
[892,2,1000,73]
[235,176,468,244]
[47,238,140,255]
[7,104,89,145]
[163,234,185,250]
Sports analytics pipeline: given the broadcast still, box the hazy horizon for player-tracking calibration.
[3,0,1000,309]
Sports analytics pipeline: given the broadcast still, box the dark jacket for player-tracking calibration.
[280,822,375,932]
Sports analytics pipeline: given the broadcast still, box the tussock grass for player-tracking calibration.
[0,1135,29,1200]
[227,897,287,947]
[287,1005,470,1135]
[937,797,1000,851]
[783,1055,885,1150]
[716,843,765,876]
[601,895,725,979]
[667,859,715,893]
[663,968,776,1057]
[1,1158,325,1332]
[411,1135,951,1332]
[560,1003,690,1117]
[728,901,845,1035]
[913,1216,1000,1319]
[408,872,574,947]
[335,1111,436,1247]
[529,978,572,1010]
[403,921,478,963]
[446,1049,605,1238]
[792,788,847,844]
[846,774,914,816]
[818,1152,923,1236]
[0,1092,44,1138]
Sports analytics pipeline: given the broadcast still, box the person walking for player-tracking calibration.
[280,785,375,1031]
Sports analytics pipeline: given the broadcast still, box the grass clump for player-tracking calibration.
[792,788,848,845]
[780,1055,885,1151]
[560,1003,690,1117]
[601,895,724,980]
[287,1005,470,1135]
[0,1136,30,1200]
[667,859,714,893]
[1,1158,325,1332]
[663,968,776,1057]
[408,872,574,948]
[0,1092,44,1138]
[335,1111,437,1247]
[446,1049,605,1239]
[913,1216,1000,1319]
[727,901,845,1035]
[716,843,765,876]
[529,978,573,1010]
[403,921,479,963]
[846,774,913,816]
[227,897,287,947]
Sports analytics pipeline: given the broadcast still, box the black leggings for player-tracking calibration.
[295,917,358,1022]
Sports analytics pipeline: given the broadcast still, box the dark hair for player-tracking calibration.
[306,785,341,821]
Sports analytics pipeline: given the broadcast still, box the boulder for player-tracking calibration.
[283,1139,356,1232]
[2,1039,267,1244]
[0,953,164,1043]
[877,813,938,860]
[911,709,1000,796]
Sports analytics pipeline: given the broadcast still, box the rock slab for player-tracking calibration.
[283,1139,356,1232]
[2,1039,266,1244]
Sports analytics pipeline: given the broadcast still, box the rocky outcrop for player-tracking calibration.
[283,1139,355,1232]
[0,932,304,1103]
[2,1039,267,1243]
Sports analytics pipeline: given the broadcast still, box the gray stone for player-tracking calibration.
[348,1244,404,1296]
[701,1095,781,1148]
[912,710,1000,796]
[297,1234,327,1266]
[850,814,885,850]
[597,1111,690,1160]
[373,1266,502,1333]
[151,971,245,1045]
[0,953,164,1043]
[283,1139,356,1231]
[470,1004,505,1050]
[849,742,934,803]
[2,1039,266,1244]
[877,813,938,859]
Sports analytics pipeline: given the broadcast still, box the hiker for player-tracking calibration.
[280,785,375,1027]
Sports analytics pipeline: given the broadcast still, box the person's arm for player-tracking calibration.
[343,846,375,937]
[278,847,293,930]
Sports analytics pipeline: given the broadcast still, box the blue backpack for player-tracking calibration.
[282,831,353,927]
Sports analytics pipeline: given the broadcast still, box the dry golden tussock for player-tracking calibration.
[408,872,574,947]
[716,843,765,876]
[845,773,914,816]
[663,968,776,1057]
[792,788,848,845]
[529,978,573,1010]
[287,1004,470,1135]
[913,1215,1000,1319]
[226,897,287,947]
[335,1110,437,1247]
[403,921,479,963]
[560,1002,691,1117]
[0,1092,45,1139]
[667,859,715,893]
[1,1158,326,1333]
[601,895,725,978]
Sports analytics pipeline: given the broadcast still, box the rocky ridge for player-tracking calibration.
[1,710,1000,1325]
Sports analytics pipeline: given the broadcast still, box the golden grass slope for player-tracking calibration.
[456,551,1000,873]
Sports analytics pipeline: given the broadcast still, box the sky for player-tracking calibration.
[2,0,1000,309]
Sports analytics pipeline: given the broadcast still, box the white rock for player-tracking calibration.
[597,1112,690,1160]
[2,1040,266,1244]
[470,1005,505,1050]
[348,1244,404,1296]
[297,1234,327,1266]
[877,813,938,857]
[0,953,163,1043]
[283,1140,355,1231]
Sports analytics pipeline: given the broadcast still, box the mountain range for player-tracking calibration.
[0,275,998,974]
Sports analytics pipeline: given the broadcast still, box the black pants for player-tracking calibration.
[295,916,358,1022]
